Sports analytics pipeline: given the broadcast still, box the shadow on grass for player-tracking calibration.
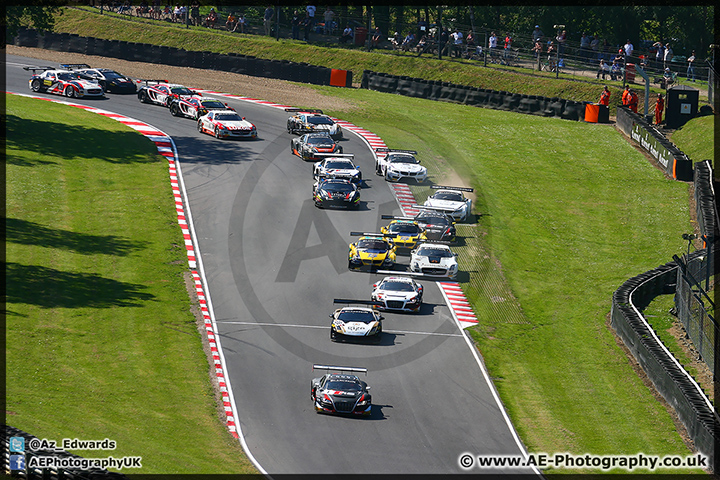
[6,218,147,256]
[6,262,155,308]
[6,115,158,165]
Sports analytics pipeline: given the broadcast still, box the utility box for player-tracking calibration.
[354,27,367,46]
[665,85,699,129]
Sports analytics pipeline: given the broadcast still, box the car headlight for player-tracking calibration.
[357,394,368,406]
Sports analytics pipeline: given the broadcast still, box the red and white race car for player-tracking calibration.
[137,80,197,107]
[169,96,233,119]
[25,66,105,99]
[197,109,257,139]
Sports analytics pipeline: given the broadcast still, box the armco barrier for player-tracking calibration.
[610,252,720,471]
[11,28,350,89]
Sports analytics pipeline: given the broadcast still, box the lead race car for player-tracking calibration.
[311,365,372,415]
[423,185,474,223]
[25,65,105,99]
[312,154,362,185]
[286,108,343,140]
[328,300,384,343]
[197,109,257,139]
[67,64,138,94]
[374,148,428,184]
[291,132,343,161]
[137,80,198,106]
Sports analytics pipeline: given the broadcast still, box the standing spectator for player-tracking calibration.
[371,26,383,49]
[225,12,236,31]
[596,59,610,79]
[488,31,498,60]
[323,7,335,35]
[627,89,639,113]
[687,50,696,81]
[546,41,556,71]
[621,85,630,106]
[556,29,567,57]
[178,5,186,22]
[172,5,181,22]
[189,1,200,25]
[503,33,513,61]
[663,44,673,70]
[623,39,634,60]
[590,35,600,60]
[466,30,476,50]
[291,10,302,40]
[580,33,591,61]
[654,93,665,124]
[653,41,664,71]
[532,39,543,69]
[453,29,464,57]
[306,4,316,30]
[417,18,428,40]
[531,25,543,43]
[438,27,449,56]
[263,6,274,36]
[303,13,313,41]
[339,24,353,44]
[598,86,611,106]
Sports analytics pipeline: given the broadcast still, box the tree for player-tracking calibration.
[5,4,64,40]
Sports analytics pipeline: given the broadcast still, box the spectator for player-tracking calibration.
[323,7,335,35]
[610,60,621,81]
[488,31,498,59]
[190,1,200,26]
[233,14,247,33]
[172,5,181,22]
[263,6,274,36]
[118,0,131,14]
[654,93,665,124]
[601,38,610,61]
[531,25,543,43]
[599,86,611,106]
[466,30,476,50]
[371,26,383,49]
[453,29,464,57]
[417,18,428,40]
[339,24,353,44]
[225,12,236,31]
[663,67,675,88]
[596,59,610,79]
[590,35,600,60]
[303,13,312,42]
[621,85,630,106]
[204,8,218,28]
[546,41,556,71]
[439,27,449,56]
[627,89,639,113]
[653,41,664,71]
[391,31,402,49]
[415,35,427,54]
[503,33,512,61]
[623,39,634,60]
[663,44,673,70]
[580,33,590,61]
[532,39,542,59]
[556,29,566,56]
[306,4,316,30]
[687,50,696,81]
[137,0,149,17]
[401,31,415,51]
[291,10,302,40]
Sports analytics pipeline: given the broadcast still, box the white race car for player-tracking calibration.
[26,66,105,99]
[375,148,428,183]
[409,243,459,279]
[371,276,423,313]
[313,154,362,184]
[423,185,474,222]
[137,80,196,106]
[197,109,257,139]
[329,303,384,342]
[286,108,343,140]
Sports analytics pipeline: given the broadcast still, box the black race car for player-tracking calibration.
[311,365,372,415]
[312,177,360,209]
[382,210,457,243]
[291,132,342,161]
[71,65,138,94]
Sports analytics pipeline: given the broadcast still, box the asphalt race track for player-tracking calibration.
[7,55,538,475]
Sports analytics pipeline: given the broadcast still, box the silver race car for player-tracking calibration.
[423,185,474,222]
[371,276,424,312]
[286,108,343,139]
[375,148,427,183]
[410,243,459,279]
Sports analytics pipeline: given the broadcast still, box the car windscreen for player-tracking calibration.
[337,310,376,323]
[214,113,243,121]
[57,73,79,81]
[416,247,452,257]
[307,116,334,125]
[321,182,354,193]
[388,223,421,234]
[307,136,333,145]
[434,192,464,201]
[101,70,125,79]
[325,380,362,392]
[416,213,449,225]
[389,154,418,164]
[380,281,415,291]
[325,160,353,169]
[202,100,226,109]
[357,239,388,251]
[170,87,194,96]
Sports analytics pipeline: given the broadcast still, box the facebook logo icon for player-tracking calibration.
[10,455,26,471]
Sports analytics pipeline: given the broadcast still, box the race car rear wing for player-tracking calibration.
[285,107,324,114]
[374,148,418,155]
[314,153,355,159]
[139,79,169,85]
[333,299,385,307]
[350,231,397,238]
[381,215,414,221]
[23,65,55,73]
[431,185,474,192]
[411,205,456,216]
[313,364,368,375]
[60,63,92,70]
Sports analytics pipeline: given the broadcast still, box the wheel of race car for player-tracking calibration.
[330,328,336,341]
[138,90,149,103]
[375,162,382,175]
[338,146,343,154]
[290,140,294,153]
[64,85,76,98]
[99,80,107,92]
[170,103,180,117]
[287,122,292,134]
[315,201,323,209]
[214,126,221,139]
[31,79,42,92]
[197,121,203,133]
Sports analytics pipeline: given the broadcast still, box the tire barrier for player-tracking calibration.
[561,100,585,121]
[11,28,352,88]
[610,251,720,472]
[619,106,694,181]
[694,160,718,241]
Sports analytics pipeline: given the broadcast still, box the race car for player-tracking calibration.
[311,365,372,415]
[328,301,384,342]
[25,65,105,99]
[312,177,360,209]
[348,233,396,271]
[410,243,459,279]
[423,185,474,223]
[382,210,457,243]
[313,155,362,185]
[197,109,257,139]
[291,132,343,161]
[169,96,233,119]
[137,80,197,106]
[371,276,423,312]
[380,219,427,251]
[69,65,138,94]
[286,108,343,139]
[374,148,428,183]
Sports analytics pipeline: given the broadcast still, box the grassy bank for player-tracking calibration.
[6,95,257,474]
[669,114,715,162]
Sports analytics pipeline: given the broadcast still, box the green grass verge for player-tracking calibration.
[669,114,715,163]
[306,85,703,473]
[51,6,672,117]
[5,95,257,474]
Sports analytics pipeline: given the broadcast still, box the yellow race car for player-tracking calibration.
[380,219,427,251]
[348,232,396,271]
